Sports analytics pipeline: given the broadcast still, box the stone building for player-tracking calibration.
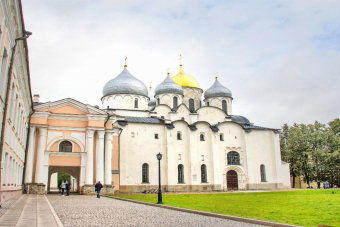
[24,62,291,194]
[0,0,33,203]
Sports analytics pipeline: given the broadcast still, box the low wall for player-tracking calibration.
[0,189,22,204]
[119,184,222,193]
[81,185,115,195]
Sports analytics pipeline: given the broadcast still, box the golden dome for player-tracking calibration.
[171,65,200,88]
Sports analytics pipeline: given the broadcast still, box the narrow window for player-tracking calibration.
[3,152,8,185]
[8,85,15,120]
[178,154,181,160]
[200,133,205,141]
[227,151,240,165]
[154,133,159,139]
[222,100,227,114]
[177,131,182,140]
[178,164,184,183]
[189,99,195,112]
[207,102,210,106]
[220,133,224,141]
[201,165,207,183]
[59,141,72,152]
[173,96,178,109]
[157,98,160,105]
[142,163,149,183]
[15,104,20,129]
[260,164,266,182]
[134,98,138,108]
[131,132,135,138]
[201,155,204,161]
[0,48,8,96]
[8,156,12,185]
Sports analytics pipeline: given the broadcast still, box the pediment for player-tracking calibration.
[34,98,107,115]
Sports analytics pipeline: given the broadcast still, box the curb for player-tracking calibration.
[103,195,298,227]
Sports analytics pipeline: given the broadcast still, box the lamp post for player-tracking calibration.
[156,152,163,204]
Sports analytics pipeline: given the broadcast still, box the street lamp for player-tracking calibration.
[156,152,163,204]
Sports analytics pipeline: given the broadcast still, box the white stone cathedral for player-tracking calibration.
[102,62,291,192]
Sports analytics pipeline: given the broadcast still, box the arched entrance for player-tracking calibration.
[47,166,80,194]
[227,170,238,190]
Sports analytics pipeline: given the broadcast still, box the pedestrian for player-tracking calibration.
[326,181,330,189]
[66,180,71,196]
[317,181,320,189]
[95,181,103,198]
[323,182,325,189]
[60,181,66,196]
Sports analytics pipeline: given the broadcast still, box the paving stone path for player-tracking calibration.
[47,194,264,227]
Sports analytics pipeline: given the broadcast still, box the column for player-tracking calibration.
[85,130,95,185]
[96,131,104,183]
[35,127,47,184]
[104,132,114,185]
[24,126,36,183]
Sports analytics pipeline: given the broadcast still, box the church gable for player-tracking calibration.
[35,98,107,115]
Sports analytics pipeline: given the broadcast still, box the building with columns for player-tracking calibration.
[23,62,290,194]
[0,0,33,203]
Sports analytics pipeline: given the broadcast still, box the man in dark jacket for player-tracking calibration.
[95,181,103,198]
[66,181,72,196]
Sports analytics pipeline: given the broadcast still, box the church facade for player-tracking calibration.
[24,62,291,194]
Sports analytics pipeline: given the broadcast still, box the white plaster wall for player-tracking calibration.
[102,94,149,111]
[245,130,278,185]
[155,94,183,109]
[115,109,150,117]
[153,105,171,119]
[197,107,226,125]
[205,97,232,115]
[281,163,291,188]
[119,123,166,186]
[169,105,191,123]
[47,131,63,145]
[182,87,203,111]
[71,132,86,147]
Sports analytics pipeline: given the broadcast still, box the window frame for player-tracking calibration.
[134,98,138,108]
[177,131,182,140]
[142,163,149,183]
[260,164,267,182]
[227,151,240,165]
[200,133,205,141]
[201,164,207,183]
[178,164,184,183]
[59,141,73,152]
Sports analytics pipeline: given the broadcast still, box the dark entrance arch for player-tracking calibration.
[227,170,238,190]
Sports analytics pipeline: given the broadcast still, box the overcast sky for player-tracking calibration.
[22,0,340,128]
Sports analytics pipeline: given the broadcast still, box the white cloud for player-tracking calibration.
[22,0,340,128]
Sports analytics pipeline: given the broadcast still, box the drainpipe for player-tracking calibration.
[0,31,32,207]
[22,109,35,193]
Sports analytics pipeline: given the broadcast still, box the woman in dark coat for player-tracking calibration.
[95,181,103,198]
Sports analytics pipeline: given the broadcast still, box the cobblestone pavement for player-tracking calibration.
[0,195,22,218]
[47,194,264,227]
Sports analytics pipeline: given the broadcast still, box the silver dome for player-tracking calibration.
[103,67,148,97]
[155,74,183,96]
[204,78,232,99]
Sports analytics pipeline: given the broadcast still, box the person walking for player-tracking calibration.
[95,181,103,198]
[61,181,66,196]
[66,180,71,196]
[326,181,330,189]
[317,181,320,189]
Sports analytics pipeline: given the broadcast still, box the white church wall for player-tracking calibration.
[153,105,171,119]
[119,123,167,189]
[182,87,203,110]
[245,130,281,189]
[114,109,149,117]
[205,97,233,115]
[155,94,183,109]
[102,94,149,111]
[197,107,226,125]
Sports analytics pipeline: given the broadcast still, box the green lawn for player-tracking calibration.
[109,190,340,226]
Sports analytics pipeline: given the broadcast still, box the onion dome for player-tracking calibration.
[172,64,200,88]
[102,66,148,97]
[204,77,232,99]
[148,86,156,106]
[155,73,183,96]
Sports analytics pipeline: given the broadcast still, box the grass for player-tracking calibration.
[108,189,340,226]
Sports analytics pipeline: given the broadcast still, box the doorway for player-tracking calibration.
[227,170,238,190]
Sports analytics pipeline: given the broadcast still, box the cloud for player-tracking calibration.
[22,0,340,128]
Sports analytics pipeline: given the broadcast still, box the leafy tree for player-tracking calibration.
[58,172,70,187]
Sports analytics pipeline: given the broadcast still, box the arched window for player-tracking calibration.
[222,100,227,114]
[260,164,266,182]
[207,102,210,106]
[200,133,205,141]
[134,98,138,108]
[201,165,207,183]
[189,99,195,112]
[142,163,149,183]
[178,164,184,183]
[157,98,160,105]
[177,132,182,140]
[59,141,72,152]
[173,96,178,109]
[227,151,240,165]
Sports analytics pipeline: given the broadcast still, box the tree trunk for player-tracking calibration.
[305,172,310,186]
[292,170,296,188]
